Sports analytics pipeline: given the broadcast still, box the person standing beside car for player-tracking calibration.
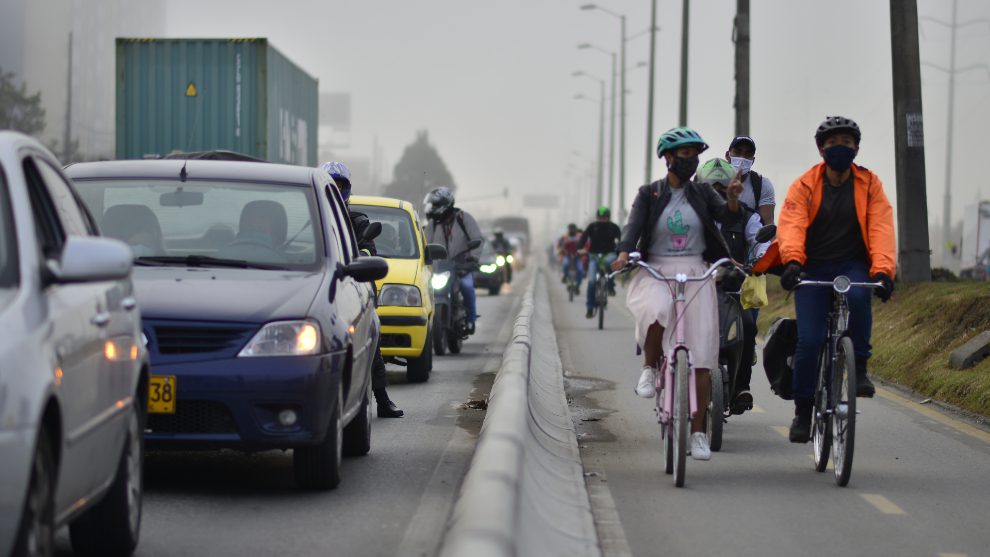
[423,187,483,334]
[321,161,404,418]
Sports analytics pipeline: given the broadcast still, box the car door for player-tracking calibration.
[23,155,126,510]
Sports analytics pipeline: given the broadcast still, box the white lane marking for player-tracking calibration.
[860,493,907,515]
[750,404,766,414]
[771,426,790,437]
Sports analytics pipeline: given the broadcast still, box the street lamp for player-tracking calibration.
[573,73,607,210]
[581,4,627,218]
[578,43,618,212]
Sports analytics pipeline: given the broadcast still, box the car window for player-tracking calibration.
[322,183,357,263]
[0,165,18,287]
[34,158,92,237]
[74,178,323,270]
[22,157,65,259]
[348,205,420,259]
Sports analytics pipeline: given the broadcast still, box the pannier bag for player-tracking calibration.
[762,317,798,400]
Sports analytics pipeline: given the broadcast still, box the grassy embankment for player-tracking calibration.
[757,279,990,417]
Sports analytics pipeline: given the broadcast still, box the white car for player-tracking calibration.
[0,132,147,556]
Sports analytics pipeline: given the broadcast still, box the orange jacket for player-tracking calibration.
[762,162,897,278]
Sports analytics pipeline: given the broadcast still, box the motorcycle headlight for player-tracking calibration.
[479,264,498,274]
[239,321,321,357]
[378,284,422,307]
[495,255,506,267]
[431,271,450,290]
[506,254,514,263]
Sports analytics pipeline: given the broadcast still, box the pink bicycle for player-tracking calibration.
[612,253,733,487]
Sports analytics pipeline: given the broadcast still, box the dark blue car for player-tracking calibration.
[66,159,387,490]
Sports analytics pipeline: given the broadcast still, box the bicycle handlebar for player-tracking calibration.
[796,277,881,292]
[608,254,736,283]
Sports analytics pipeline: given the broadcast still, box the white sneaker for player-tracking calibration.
[690,432,711,461]
[635,366,657,398]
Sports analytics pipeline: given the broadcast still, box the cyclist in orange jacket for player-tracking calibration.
[774,116,896,443]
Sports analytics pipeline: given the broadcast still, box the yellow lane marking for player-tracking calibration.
[750,405,766,414]
[938,553,969,557]
[876,388,990,446]
[860,494,907,515]
[771,426,789,438]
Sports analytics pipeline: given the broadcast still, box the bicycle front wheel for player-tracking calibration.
[673,356,689,487]
[707,366,725,452]
[832,336,857,486]
[812,347,832,473]
[597,278,606,330]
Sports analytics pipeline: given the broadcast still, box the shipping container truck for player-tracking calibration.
[959,200,990,280]
[116,38,317,165]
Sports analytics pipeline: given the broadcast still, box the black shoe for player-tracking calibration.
[730,390,754,415]
[585,309,594,319]
[789,400,813,443]
[561,275,567,284]
[608,286,616,296]
[377,400,404,418]
[855,357,875,398]
[466,321,476,335]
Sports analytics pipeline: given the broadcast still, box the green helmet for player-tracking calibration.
[596,206,610,218]
[657,127,709,158]
[696,158,735,186]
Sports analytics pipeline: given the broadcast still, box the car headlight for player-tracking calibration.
[495,255,506,267]
[431,271,450,290]
[239,321,321,357]
[379,284,422,307]
[479,263,498,274]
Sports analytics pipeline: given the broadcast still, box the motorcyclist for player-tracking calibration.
[423,187,483,334]
[491,228,513,283]
[579,206,621,319]
[321,161,403,418]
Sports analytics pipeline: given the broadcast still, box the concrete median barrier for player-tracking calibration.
[439,270,600,557]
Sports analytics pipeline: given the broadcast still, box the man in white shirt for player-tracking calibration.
[725,136,775,225]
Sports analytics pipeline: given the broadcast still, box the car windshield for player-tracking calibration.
[349,204,419,259]
[75,179,323,271]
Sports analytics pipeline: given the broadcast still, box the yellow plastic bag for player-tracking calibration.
[741,274,768,309]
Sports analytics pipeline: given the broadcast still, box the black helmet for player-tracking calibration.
[814,116,861,147]
[423,187,455,220]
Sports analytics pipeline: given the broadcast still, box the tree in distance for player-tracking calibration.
[384,130,456,206]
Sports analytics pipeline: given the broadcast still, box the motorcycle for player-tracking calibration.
[431,238,483,355]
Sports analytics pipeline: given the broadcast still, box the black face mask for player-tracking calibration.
[668,155,700,181]
[823,145,857,172]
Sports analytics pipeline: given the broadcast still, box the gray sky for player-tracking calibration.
[165,0,990,236]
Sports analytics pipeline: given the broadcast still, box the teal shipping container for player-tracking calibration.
[116,38,318,165]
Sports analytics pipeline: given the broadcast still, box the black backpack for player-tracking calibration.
[748,170,764,223]
[762,317,798,400]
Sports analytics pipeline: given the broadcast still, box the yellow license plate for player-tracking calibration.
[148,375,176,414]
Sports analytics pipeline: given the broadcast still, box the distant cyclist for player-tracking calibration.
[613,127,743,460]
[321,161,403,418]
[725,135,775,225]
[579,206,621,319]
[773,116,896,443]
[557,223,584,286]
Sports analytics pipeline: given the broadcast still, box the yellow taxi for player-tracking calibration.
[349,196,446,382]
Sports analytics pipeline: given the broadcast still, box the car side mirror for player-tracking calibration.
[425,243,447,265]
[467,239,483,250]
[50,236,133,284]
[340,256,389,283]
[755,224,777,243]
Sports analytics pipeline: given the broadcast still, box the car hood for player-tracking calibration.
[132,267,326,323]
[374,258,422,289]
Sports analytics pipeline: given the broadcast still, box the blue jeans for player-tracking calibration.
[792,260,872,401]
[586,253,616,310]
[459,273,477,322]
[562,255,585,287]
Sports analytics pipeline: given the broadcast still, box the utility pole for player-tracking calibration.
[619,15,627,217]
[733,0,750,136]
[597,81,605,209]
[678,0,690,126]
[943,0,958,268]
[645,0,658,186]
[608,53,617,212]
[64,31,73,162]
[890,0,932,282]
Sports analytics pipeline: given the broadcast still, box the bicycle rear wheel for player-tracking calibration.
[658,368,673,475]
[597,278,606,330]
[812,348,832,472]
[832,337,857,486]
[673,355,689,487]
[707,366,725,452]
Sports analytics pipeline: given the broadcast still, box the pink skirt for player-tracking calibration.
[624,255,719,370]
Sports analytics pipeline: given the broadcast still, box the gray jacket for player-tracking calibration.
[425,209,483,263]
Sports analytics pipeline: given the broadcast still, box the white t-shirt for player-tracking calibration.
[739,172,776,213]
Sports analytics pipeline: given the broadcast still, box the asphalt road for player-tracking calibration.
[550,270,990,557]
[56,271,527,557]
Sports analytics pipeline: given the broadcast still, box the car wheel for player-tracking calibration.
[70,399,144,556]
[342,382,372,457]
[13,426,56,557]
[407,329,433,383]
[432,314,447,356]
[294,388,343,490]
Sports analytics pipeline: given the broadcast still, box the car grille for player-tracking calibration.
[381,333,412,348]
[147,401,238,434]
[153,324,255,354]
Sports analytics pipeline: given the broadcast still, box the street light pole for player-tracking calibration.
[619,14,627,218]
[645,0,658,186]
[679,0,690,125]
[578,43,618,213]
[572,74,607,209]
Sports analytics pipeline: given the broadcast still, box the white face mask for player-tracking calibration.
[730,157,754,175]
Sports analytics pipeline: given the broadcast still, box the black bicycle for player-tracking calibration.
[588,253,610,329]
[796,276,879,486]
